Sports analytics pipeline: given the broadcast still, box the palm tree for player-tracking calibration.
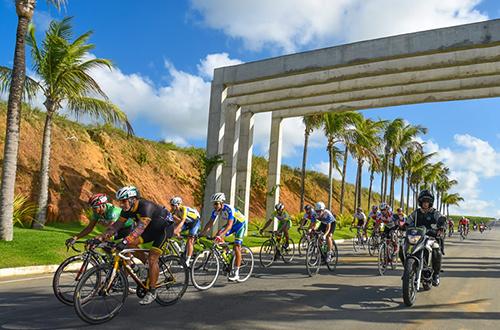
[382,119,404,203]
[367,155,383,210]
[441,193,464,217]
[0,0,66,241]
[405,151,435,213]
[399,140,424,209]
[1,18,133,228]
[300,114,323,210]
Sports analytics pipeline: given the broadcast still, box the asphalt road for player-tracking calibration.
[1,223,499,330]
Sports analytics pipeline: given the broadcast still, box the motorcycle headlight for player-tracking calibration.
[407,234,422,245]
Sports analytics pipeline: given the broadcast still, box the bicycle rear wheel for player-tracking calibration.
[378,243,388,276]
[298,235,308,256]
[305,241,321,276]
[352,236,359,253]
[53,254,99,306]
[155,255,189,306]
[259,239,276,268]
[281,238,295,263]
[191,249,220,290]
[74,264,127,325]
[234,245,254,282]
[367,237,376,256]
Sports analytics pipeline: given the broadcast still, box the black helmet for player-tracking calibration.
[418,190,434,207]
[304,205,313,212]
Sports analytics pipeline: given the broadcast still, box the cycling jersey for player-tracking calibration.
[303,210,317,222]
[91,203,133,228]
[354,211,367,227]
[378,211,397,226]
[212,204,247,245]
[172,205,200,224]
[317,209,336,224]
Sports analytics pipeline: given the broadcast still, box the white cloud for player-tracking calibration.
[33,10,54,32]
[190,0,488,53]
[197,53,243,80]
[312,161,342,180]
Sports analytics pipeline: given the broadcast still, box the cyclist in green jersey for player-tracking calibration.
[65,193,134,247]
[260,202,292,249]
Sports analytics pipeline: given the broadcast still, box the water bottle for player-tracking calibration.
[172,241,182,254]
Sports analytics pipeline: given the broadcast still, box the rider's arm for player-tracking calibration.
[323,223,331,237]
[261,218,273,232]
[99,217,126,240]
[218,219,234,237]
[123,216,151,244]
[173,206,188,233]
[200,210,217,236]
[73,219,98,240]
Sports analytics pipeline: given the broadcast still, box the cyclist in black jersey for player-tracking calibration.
[100,186,174,305]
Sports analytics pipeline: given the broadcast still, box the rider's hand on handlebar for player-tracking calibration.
[65,236,76,247]
[86,238,101,248]
[115,240,127,251]
[214,235,224,243]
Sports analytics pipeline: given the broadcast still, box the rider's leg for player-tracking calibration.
[283,225,290,247]
[432,247,442,285]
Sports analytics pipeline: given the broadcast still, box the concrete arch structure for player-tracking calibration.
[202,19,500,223]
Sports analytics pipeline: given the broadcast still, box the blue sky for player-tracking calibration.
[2,0,500,217]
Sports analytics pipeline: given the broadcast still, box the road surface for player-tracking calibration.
[1,223,499,329]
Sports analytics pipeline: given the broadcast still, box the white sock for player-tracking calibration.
[234,267,240,276]
[186,256,191,266]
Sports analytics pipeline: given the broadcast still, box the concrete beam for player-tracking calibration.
[220,104,241,206]
[273,86,500,118]
[266,117,283,230]
[218,19,500,84]
[241,74,500,113]
[202,82,226,222]
[227,45,500,97]
[235,112,255,220]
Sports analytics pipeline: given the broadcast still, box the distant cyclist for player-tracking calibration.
[169,196,201,267]
[352,207,367,241]
[300,204,317,229]
[261,202,292,249]
[369,205,382,233]
[309,201,336,263]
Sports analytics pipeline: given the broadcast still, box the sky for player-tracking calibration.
[1,0,500,217]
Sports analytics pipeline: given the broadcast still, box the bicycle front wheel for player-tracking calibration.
[298,235,309,256]
[305,241,321,277]
[74,264,128,325]
[281,238,295,263]
[378,243,388,276]
[191,249,220,290]
[155,255,189,306]
[234,245,254,282]
[259,239,276,268]
[53,254,99,306]
[325,241,338,272]
[352,236,359,253]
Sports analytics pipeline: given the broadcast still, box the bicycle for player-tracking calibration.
[52,240,113,306]
[73,243,189,324]
[350,226,367,253]
[190,237,254,290]
[459,224,467,240]
[305,231,338,276]
[377,227,400,276]
[297,226,311,256]
[259,230,295,267]
[367,225,382,256]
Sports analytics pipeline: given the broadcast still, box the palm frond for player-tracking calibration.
[0,66,42,101]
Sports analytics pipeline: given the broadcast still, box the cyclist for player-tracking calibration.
[308,201,336,263]
[300,204,317,228]
[261,202,292,249]
[395,207,407,226]
[369,205,383,234]
[459,216,468,235]
[352,207,367,241]
[447,217,454,233]
[169,196,201,267]
[378,203,400,258]
[200,192,248,282]
[406,190,446,286]
[65,193,135,247]
[97,186,175,305]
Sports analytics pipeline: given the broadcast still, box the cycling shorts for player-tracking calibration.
[140,219,174,253]
[277,219,292,232]
[181,218,201,236]
[225,220,247,245]
[318,222,336,236]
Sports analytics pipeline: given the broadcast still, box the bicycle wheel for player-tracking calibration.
[352,236,359,253]
[52,254,98,306]
[298,235,309,256]
[191,249,220,290]
[74,264,127,325]
[305,240,321,276]
[259,239,276,268]
[325,241,338,272]
[367,237,375,256]
[378,243,388,276]
[281,238,295,263]
[234,245,254,282]
[155,255,189,306]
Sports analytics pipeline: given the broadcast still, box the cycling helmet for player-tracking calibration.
[356,207,363,212]
[116,186,139,200]
[418,189,434,207]
[89,193,107,208]
[315,201,326,211]
[170,196,182,206]
[396,207,403,212]
[275,202,285,212]
[211,192,226,203]
[372,205,378,211]
[379,202,389,211]
[304,205,313,212]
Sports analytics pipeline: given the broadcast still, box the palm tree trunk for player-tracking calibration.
[356,160,363,209]
[0,12,32,241]
[389,153,396,206]
[380,170,385,204]
[34,107,55,228]
[339,145,348,214]
[383,153,389,202]
[406,174,411,214]
[367,167,374,210]
[447,204,449,218]
[299,129,310,210]
[327,147,333,211]
[400,167,405,209]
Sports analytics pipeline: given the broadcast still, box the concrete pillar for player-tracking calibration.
[220,104,241,206]
[235,111,255,218]
[266,116,283,231]
[202,80,226,224]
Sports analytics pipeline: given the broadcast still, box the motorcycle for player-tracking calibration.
[401,226,441,307]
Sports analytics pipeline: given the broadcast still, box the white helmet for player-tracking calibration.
[116,186,139,200]
[170,196,182,206]
[315,201,326,211]
[275,202,285,212]
[211,192,226,203]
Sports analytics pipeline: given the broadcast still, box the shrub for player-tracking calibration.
[13,195,37,228]
[335,213,353,230]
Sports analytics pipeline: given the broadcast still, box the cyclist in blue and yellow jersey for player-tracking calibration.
[260,202,292,249]
[300,204,317,228]
[200,192,247,282]
[65,193,135,247]
[310,201,337,262]
[169,196,201,267]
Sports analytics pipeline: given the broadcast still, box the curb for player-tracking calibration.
[0,239,349,279]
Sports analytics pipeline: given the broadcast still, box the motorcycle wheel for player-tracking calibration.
[402,258,417,307]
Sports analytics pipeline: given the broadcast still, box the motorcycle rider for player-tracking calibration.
[405,190,446,286]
